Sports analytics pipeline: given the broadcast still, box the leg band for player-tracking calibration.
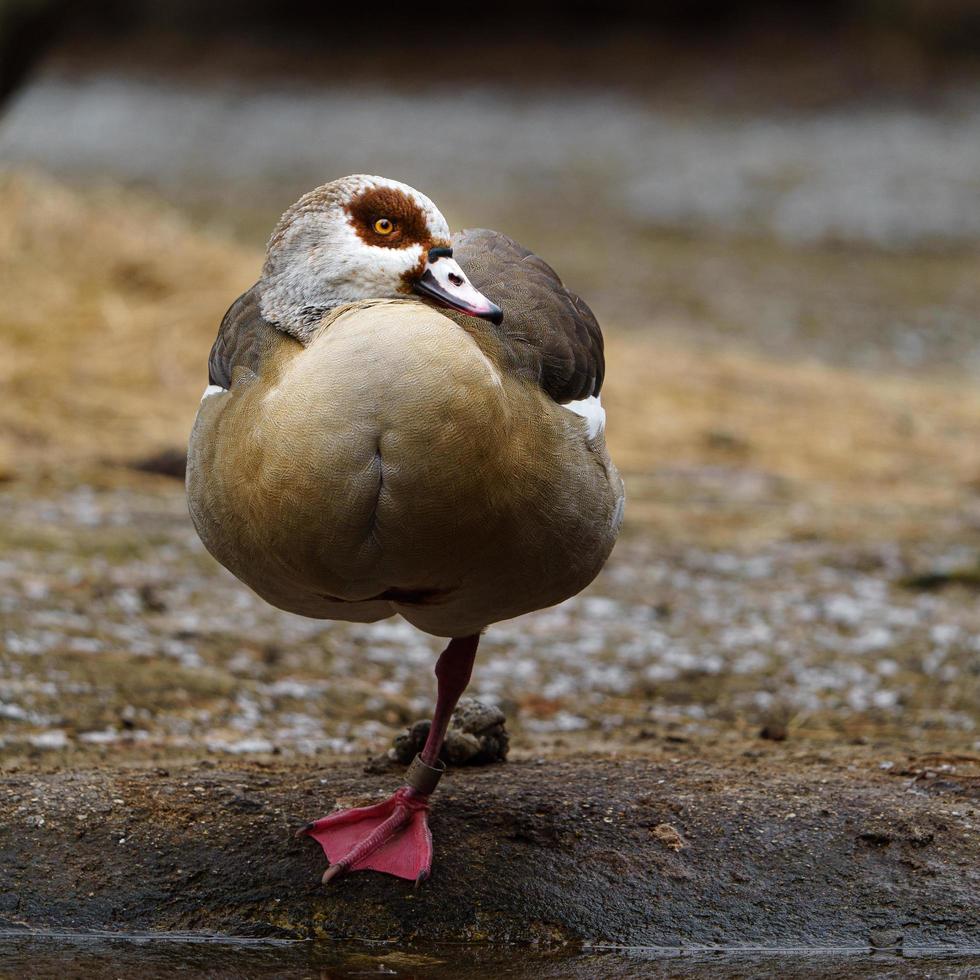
[405,754,446,795]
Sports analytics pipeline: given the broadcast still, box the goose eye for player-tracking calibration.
[373,218,394,235]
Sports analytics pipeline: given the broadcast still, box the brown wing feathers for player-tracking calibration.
[208,286,296,389]
[451,228,605,404]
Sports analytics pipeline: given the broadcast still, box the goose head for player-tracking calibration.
[259,174,502,341]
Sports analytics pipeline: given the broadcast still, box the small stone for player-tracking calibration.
[451,698,505,734]
[907,824,934,848]
[443,730,482,766]
[127,448,187,480]
[857,822,893,847]
[390,720,432,765]
[868,928,903,949]
[388,698,508,767]
[759,722,788,741]
[138,584,167,613]
[651,823,685,852]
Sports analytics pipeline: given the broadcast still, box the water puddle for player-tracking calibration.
[1,931,977,979]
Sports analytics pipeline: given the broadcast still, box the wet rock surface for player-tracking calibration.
[1,936,977,980]
[1,938,977,980]
[1,755,977,947]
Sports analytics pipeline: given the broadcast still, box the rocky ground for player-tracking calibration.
[1,752,978,949]
[1,473,979,766]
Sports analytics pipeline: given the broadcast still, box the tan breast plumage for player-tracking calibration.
[187,299,623,637]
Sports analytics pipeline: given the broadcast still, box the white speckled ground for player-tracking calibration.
[2,477,977,763]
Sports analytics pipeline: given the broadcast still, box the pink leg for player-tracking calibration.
[299,634,479,884]
[420,633,478,767]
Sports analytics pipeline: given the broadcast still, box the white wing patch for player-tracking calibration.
[563,395,605,439]
[201,384,227,402]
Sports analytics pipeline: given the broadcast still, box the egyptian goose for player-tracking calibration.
[187,175,624,884]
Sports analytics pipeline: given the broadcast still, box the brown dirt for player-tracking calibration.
[1,748,978,947]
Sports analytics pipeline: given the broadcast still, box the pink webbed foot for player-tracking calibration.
[298,786,433,883]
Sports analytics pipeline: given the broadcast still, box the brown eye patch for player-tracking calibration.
[345,186,431,249]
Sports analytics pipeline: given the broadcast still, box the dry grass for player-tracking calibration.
[2,169,978,546]
[0,170,254,464]
[604,339,980,543]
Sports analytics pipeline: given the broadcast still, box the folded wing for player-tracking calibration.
[452,228,604,405]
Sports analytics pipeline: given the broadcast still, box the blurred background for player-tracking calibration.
[1,0,978,768]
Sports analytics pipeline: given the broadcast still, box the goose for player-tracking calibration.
[187,175,624,884]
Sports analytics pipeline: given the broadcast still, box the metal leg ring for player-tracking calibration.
[405,754,446,795]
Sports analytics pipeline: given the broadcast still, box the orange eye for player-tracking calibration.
[373,218,394,235]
